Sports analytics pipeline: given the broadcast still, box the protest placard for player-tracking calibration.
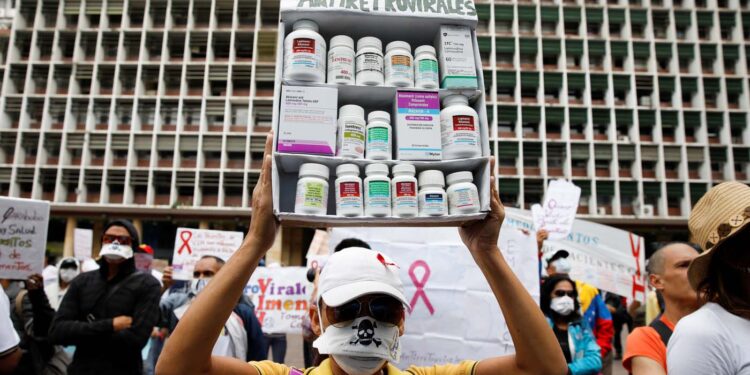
[171,228,244,280]
[0,197,50,279]
[73,228,93,261]
[535,179,581,240]
[245,266,310,334]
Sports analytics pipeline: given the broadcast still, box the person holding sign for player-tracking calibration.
[156,133,568,375]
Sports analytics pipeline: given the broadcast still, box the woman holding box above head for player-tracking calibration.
[155,132,568,375]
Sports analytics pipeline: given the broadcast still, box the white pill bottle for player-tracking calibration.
[418,170,448,217]
[337,104,366,159]
[384,41,414,87]
[414,45,439,89]
[391,164,419,218]
[283,20,326,83]
[364,163,391,217]
[440,94,481,160]
[335,163,363,217]
[294,163,329,215]
[327,35,355,85]
[356,37,384,86]
[365,111,392,160]
[446,171,480,215]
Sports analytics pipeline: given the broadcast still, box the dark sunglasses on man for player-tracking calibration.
[102,234,132,246]
[325,294,405,327]
[553,290,577,298]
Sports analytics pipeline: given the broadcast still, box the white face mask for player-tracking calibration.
[332,354,386,375]
[313,315,401,365]
[190,278,211,296]
[550,295,575,316]
[551,258,572,274]
[59,269,79,283]
[99,242,134,260]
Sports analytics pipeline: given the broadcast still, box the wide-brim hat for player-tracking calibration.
[688,181,750,290]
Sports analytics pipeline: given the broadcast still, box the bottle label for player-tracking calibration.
[339,121,366,158]
[393,181,417,209]
[385,54,413,81]
[356,52,383,74]
[285,37,325,74]
[336,181,362,210]
[293,38,315,53]
[366,127,390,154]
[452,115,475,131]
[295,181,327,210]
[420,193,446,214]
[328,49,355,83]
[416,58,439,83]
[367,180,391,208]
[449,187,479,211]
[441,114,480,149]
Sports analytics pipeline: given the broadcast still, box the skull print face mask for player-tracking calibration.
[313,315,402,364]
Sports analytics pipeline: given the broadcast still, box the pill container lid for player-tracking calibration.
[415,45,436,56]
[365,163,390,176]
[330,35,354,50]
[418,170,445,187]
[339,104,365,119]
[357,37,382,51]
[367,111,391,123]
[385,41,411,54]
[299,163,330,180]
[392,164,416,175]
[293,19,319,32]
[443,94,470,107]
[336,163,360,176]
[446,171,474,186]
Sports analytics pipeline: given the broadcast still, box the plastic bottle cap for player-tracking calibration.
[299,163,329,180]
[339,105,365,119]
[357,37,382,52]
[336,163,360,176]
[418,170,445,187]
[443,94,470,107]
[330,35,354,50]
[415,45,436,56]
[367,111,391,123]
[392,164,416,175]
[446,171,474,185]
[293,19,319,32]
[385,41,411,54]
[365,163,390,176]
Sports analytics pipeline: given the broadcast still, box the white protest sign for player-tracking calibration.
[73,228,93,261]
[504,207,647,303]
[171,228,244,280]
[537,179,581,240]
[306,254,329,271]
[245,266,311,334]
[0,197,50,279]
[330,224,539,367]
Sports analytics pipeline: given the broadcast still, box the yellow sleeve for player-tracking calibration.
[405,360,479,375]
[248,361,294,375]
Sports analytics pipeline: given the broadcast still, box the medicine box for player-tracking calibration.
[436,25,478,90]
[277,85,339,156]
[394,91,442,161]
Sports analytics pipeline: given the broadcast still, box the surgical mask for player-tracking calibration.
[59,269,79,283]
[190,278,211,296]
[313,316,401,364]
[99,242,134,260]
[551,258,572,274]
[332,354,386,375]
[550,296,575,316]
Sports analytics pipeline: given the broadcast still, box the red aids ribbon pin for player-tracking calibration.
[377,253,398,268]
[178,230,193,255]
[408,260,435,315]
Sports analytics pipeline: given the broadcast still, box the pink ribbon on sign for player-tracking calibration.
[408,260,435,315]
[177,231,193,255]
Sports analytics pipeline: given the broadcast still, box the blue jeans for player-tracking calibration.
[265,334,287,363]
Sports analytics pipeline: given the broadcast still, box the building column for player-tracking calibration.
[133,219,143,239]
[62,217,76,258]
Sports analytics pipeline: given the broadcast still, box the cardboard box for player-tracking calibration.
[277,85,339,155]
[394,90,442,161]
[436,25,478,89]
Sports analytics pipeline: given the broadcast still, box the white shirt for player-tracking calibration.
[667,302,750,375]
[0,284,20,355]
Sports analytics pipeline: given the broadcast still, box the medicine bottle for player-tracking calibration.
[446,171,480,215]
[364,163,391,217]
[366,111,392,160]
[338,104,366,159]
[356,37,384,86]
[440,94,481,160]
[384,41,414,87]
[391,164,418,218]
[294,163,329,215]
[418,170,447,217]
[283,20,326,83]
[335,163,363,217]
[327,35,355,85]
[414,45,439,89]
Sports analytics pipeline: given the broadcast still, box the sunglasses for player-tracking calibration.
[102,234,132,246]
[553,290,576,298]
[325,295,404,326]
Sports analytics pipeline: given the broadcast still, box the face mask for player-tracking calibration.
[190,278,211,296]
[313,315,401,364]
[552,258,572,274]
[59,269,79,283]
[99,242,134,260]
[550,296,575,316]
[332,354,387,375]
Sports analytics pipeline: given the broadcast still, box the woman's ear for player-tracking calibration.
[310,304,322,336]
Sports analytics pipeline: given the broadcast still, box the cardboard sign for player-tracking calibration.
[73,228,93,261]
[171,228,244,280]
[0,197,50,279]
[281,0,479,20]
[245,266,311,334]
[534,179,581,240]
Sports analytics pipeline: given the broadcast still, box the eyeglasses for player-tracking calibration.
[553,290,576,298]
[325,295,404,326]
[102,234,132,246]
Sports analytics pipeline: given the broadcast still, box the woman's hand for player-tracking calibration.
[246,132,279,252]
[459,157,505,255]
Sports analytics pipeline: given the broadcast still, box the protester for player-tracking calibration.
[43,252,59,288]
[622,243,700,374]
[541,274,601,375]
[603,292,631,360]
[49,219,161,375]
[44,257,80,311]
[155,134,568,375]
[667,182,750,374]
[0,283,21,374]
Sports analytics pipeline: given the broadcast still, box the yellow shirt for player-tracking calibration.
[250,358,478,375]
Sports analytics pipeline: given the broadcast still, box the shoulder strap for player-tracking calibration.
[649,315,673,346]
[14,289,28,322]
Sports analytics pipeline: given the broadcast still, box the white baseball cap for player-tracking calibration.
[318,247,408,308]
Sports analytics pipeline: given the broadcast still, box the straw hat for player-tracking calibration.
[688,181,750,290]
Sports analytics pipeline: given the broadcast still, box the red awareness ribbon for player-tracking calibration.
[377,253,398,268]
[408,260,435,315]
[629,233,646,300]
[177,230,193,255]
